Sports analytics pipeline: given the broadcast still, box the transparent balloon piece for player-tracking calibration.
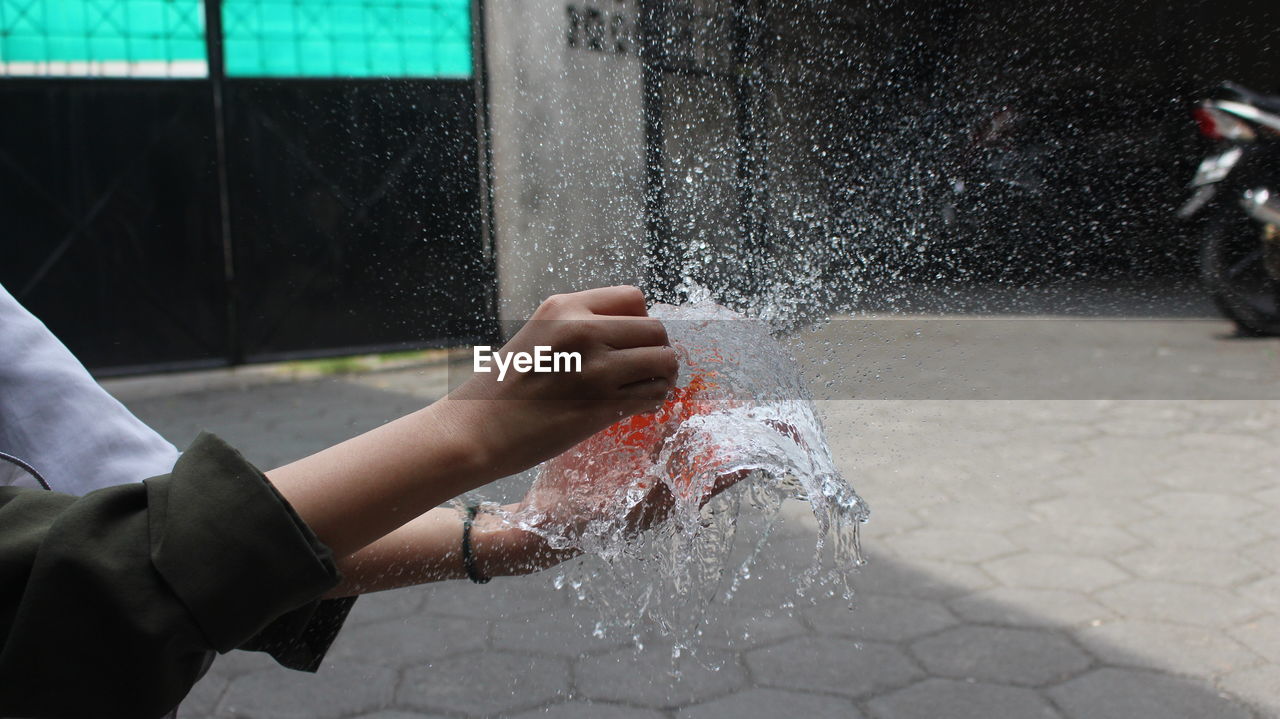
[499,296,870,651]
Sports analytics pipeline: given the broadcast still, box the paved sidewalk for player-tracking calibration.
[106,317,1280,719]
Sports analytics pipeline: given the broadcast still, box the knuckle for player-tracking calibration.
[539,293,568,314]
[619,285,646,304]
[642,317,669,343]
[557,318,595,348]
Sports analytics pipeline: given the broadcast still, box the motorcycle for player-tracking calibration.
[1178,81,1280,335]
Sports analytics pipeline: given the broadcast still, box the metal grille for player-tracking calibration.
[221,0,471,78]
[0,0,207,77]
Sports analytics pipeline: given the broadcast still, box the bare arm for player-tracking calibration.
[325,467,753,597]
[264,287,678,560]
[325,504,578,596]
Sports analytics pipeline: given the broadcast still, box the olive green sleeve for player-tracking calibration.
[0,432,348,719]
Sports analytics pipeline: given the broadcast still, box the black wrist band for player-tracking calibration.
[462,504,491,584]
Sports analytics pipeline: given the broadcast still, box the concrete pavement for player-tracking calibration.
[105,311,1280,719]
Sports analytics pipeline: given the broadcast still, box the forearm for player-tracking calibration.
[265,399,496,559]
[327,504,580,597]
[266,287,675,562]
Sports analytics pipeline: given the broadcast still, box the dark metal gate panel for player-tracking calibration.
[0,78,492,372]
[223,80,491,361]
[1,0,491,374]
[0,81,229,372]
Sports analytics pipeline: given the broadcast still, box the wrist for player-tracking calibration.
[419,397,502,489]
[472,504,579,577]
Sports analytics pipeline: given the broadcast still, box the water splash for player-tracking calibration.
[500,295,869,648]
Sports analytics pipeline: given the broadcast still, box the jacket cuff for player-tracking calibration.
[146,432,342,654]
[239,596,357,671]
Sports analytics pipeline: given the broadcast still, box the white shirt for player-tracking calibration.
[0,282,178,494]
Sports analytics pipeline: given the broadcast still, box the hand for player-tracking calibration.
[268,286,677,559]
[444,286,679,482]
[513,408,763,544]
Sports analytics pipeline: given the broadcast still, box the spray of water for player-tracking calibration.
[497,294,869,651]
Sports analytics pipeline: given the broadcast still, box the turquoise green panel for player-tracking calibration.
[221,0,471,78]
[0,0,207,72]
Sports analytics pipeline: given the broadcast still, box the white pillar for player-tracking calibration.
[484,0,649,323]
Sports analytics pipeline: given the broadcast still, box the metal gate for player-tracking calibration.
[0,0,494,374]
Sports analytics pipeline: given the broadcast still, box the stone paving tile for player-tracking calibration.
[1217,665,1280,718]
[855,469,953,509]
[676,687,863,719]
[574,644,747,708]
[1047,474,1158,501]
[508,700,667,719]
[360,706,455,711]
[1093,416,1185,437]
[1126,515,1269,551]
[1095,580,1263,627]
[1181,432,1272,453]
[803,593,957,642]
[947,587,1114,628]
[1071,437,1182,477]
[939,472,1069,505]
[693,603,809,651]
[216,662,397,719]
[1229,615,1280,665]
[1143,491,1265,520]
[490,607,632,658]
[985,442,1078,470]
[347,588,429,626]
[1001,521,1146,557]
[1073,620,1262,677]
[1155,463,1274,493]
[397,651,571,717]
[913,500,1035,533]
[203,649,280,679]
[179,672,227,719]
[981,554,1129,593]
[113,368,1280,717]
[326,615,487,667]
[1254,485,1280,508]
[882,528,1019,563]
[1238,576,1280,613]
[854,503,923,536]
[1113,547,1265,587]
[420,575,568,620]
[909,625,1091,687]
[1242,509,1280,540]
[1242,539,1280,573]
[744,637,921,699]
[853,555,996,601]
[699,573,802,611]
[1032,495,1157,527]
[1047,667,1255,719]
[866,678,1063,719]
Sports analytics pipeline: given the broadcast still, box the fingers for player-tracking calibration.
[536,286,650,321]
[599,315,669,349]
[616,378,671,414]
[529,287,668,355]
[575,285,649,317]
[608,345,679,391]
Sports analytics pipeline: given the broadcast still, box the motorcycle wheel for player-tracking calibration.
[1200,212,1280,336]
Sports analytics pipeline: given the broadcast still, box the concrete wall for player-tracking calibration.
[484,0,649,323]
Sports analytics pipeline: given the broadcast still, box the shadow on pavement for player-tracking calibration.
[111,350,1276,719]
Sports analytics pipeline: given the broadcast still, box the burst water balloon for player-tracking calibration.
[500,296,869,644]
